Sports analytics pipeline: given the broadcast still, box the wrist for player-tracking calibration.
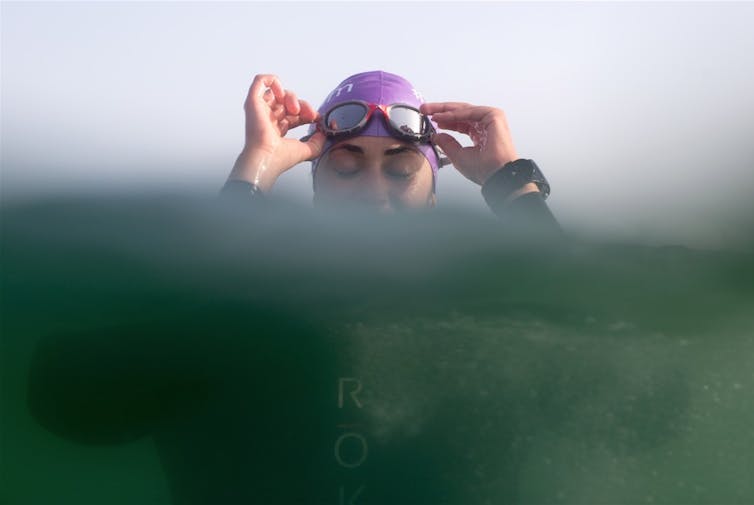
[228,148,279,193]
[481,159,551,213]
[478,160,514,186]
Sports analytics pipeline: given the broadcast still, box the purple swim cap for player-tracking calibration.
[309,70,439,191]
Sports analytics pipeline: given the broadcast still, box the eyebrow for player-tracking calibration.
[334,144,419,155]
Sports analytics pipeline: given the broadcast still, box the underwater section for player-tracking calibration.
[2,194,753,504]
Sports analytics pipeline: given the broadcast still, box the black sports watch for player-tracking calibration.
[220,180,265,199]
[481,159,550,204]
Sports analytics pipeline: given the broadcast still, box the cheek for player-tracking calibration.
[314,165,353,194]
[395,165,434,207]
[313,164,363,205]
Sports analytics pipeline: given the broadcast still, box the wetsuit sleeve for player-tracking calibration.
[481,164,563,236]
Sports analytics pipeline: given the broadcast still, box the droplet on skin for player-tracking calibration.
[470,121,488,150]
[252,155,272,188]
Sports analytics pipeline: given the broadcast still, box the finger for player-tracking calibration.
[431,106,498,125]
[247,74,285,108]
[270,103,286,120]
[278,118,290,136]
[284,90,301,115]
[433,120,472,135]
[284,113,318,131]
[296,131,327,160]
[290,130,326,162]
[432,132,466,163]
[262,88,276,106]
[420,102,473,114]
[298,99,318,123]
[258,75,285,101]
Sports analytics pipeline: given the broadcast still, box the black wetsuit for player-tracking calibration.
[28,167,671,505]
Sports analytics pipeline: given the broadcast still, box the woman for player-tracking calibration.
[222,71,559,230]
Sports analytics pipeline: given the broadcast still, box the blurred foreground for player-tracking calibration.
[2,193,753,504]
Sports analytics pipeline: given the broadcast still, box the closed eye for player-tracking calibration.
[332,144,363,155]
[386,171,413,180]
[335,169,360,178]
[333,164,360,177]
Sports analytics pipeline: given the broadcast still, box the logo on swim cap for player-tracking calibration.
[324,83,354,104]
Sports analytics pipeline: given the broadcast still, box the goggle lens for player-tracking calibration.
[326,103,367,131]
[388,105,426,137]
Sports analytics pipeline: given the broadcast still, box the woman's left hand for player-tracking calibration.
[420,102,519,186]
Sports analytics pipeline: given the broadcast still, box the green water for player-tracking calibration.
[2,195,753,504]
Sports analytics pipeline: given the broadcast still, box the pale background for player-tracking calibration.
[3,1,754,247]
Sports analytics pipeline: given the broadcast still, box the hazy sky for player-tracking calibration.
[2,1,754,246]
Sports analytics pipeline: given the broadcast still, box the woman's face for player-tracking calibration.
[312,136,434,213]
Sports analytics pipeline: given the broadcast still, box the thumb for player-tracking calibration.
[298,131,327,162]
[432,132,464,164]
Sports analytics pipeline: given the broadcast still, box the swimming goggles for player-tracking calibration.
[322,101,435,142]
[301,101,450,166]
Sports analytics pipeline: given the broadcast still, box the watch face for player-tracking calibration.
[483,160,551,203]
[515,160,550,198]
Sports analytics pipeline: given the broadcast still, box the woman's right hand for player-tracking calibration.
[227,74,326,192]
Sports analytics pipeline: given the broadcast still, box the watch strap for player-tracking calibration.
[481,159,550,205]
[220,180,265,199]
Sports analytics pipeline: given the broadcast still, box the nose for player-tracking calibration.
[355,167,392,211]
